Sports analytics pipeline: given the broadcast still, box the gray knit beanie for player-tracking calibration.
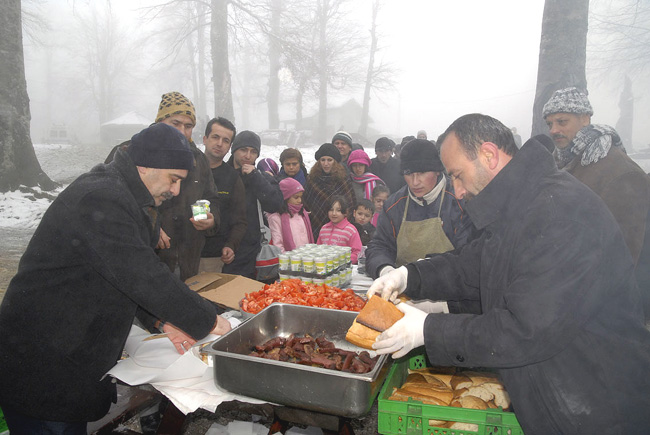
[331,131,352,147]
[231,130,261,154]
[542,87,593,118]
[128,123,194,171]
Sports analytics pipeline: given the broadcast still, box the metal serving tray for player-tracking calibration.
[204,303,390,418]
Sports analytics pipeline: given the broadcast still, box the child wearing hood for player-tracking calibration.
[348,149,385,203]
[267,177,314,253]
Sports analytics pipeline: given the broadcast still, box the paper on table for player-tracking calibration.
[106,318,269,414]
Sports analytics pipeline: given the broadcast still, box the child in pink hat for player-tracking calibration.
[267,178,314,252]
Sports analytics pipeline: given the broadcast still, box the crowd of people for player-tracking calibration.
[1,87,650,434]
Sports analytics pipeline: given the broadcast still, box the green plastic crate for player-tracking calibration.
[377,354,524,435]
[0,406,8,434]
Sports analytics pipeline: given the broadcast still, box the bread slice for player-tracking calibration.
[355,295,404,332]
[345,319,381,350]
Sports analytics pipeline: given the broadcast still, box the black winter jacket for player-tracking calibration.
[369,156,405,194]
[222,159,283,278]
[405,139,650,434]
[0,150,218,422]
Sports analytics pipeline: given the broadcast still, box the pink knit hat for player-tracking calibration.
[347,149,371,168]
[279,177,304,200]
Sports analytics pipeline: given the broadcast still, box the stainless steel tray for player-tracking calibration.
[204,303,390,418]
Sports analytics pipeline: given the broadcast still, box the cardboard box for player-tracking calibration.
[185,272,264,311]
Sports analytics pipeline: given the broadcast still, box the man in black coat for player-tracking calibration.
[225,130,284,279]
[200,117,247,272]
[368,114,650,433]
[369,137,406,194]
[0,124,231,434]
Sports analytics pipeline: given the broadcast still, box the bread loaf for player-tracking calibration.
[345,296,404,349]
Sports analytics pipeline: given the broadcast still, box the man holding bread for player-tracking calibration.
[368,113,650,433]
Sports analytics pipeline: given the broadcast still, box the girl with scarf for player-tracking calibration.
[267,178,314,253]
[303,143,357,240]
[278,148,308,186]
[348,149,386,203]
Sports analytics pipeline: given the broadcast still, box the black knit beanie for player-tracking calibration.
[400,139,444,175]
[128,123,193,171]
[315,143,342,163]
[231,130,261,154]
[375,137,395,152]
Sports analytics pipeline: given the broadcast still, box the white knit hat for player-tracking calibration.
[542,87,593,118]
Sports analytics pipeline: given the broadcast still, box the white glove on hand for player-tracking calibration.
[367,266,408,302]
[372,302,427,359]
[379,265,395,277]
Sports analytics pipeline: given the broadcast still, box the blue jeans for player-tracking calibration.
[1,405,87,435]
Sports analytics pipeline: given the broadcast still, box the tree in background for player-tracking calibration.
[211,0,234,121]
[358,0,396,138]
[0,0,56,192]
[531,0,589,137]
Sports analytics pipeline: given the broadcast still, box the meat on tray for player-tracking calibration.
[249,334,379,374]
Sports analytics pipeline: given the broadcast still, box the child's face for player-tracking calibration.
[350,163,367,176]
[373,192,389,212]
[354,206,373,225]
[328,201,345,224]
[282,158,301,177]
[287,191,303,206]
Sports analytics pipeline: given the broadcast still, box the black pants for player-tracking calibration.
[2,404,87,435]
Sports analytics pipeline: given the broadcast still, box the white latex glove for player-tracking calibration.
[373,302,427,359]
[379,265,396,277]
[366,265,408,302]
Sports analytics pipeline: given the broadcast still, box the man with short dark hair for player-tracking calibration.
[369,137,405,193]
[200,117,247,273]
[0,123,231,433]
[368,113,650,434]
[226,130,283,278]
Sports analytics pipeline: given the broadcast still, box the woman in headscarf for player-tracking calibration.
[303,143,357,240]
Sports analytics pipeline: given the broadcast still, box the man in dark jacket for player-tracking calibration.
[225,130,283,279]
[105,92,219,281]
[544,87,650,320]
[365,140,475,287]
[369,114,650,434]
[200,117,247,273]
[0,123,231,433]
[369,137,406,194]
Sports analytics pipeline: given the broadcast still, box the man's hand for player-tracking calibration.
[190,212,215,231]
[240,164,255,175]
[367,266,408,302]
[157,228,171,250]
[163,322,196,354]
[373,302,427,359]
[221,247,235,264]
[211,315,232,335]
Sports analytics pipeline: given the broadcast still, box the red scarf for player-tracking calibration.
[280,204,314,251]
[351,172,383,200]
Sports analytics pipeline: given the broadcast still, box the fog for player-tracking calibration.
[21,0,650,151]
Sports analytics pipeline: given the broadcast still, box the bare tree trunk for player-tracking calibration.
[267,0,282,129]
[317,0,329,142]
[616,75,634,152]
[531,0,589,137]
[0,0,56,192]
[197,4,208,121]
[296,79,305,131]
[211,0,234,121]
[359,1,379,138]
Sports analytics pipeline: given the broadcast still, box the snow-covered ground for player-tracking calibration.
[0,142,339,230]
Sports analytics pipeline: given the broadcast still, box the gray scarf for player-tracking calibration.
[555,124,624,169]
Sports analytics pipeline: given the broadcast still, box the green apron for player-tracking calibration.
[395,193,454,266]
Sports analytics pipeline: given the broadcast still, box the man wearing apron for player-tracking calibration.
[365,139,476,312]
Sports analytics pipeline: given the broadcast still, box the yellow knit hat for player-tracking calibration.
[155,91,196,126]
